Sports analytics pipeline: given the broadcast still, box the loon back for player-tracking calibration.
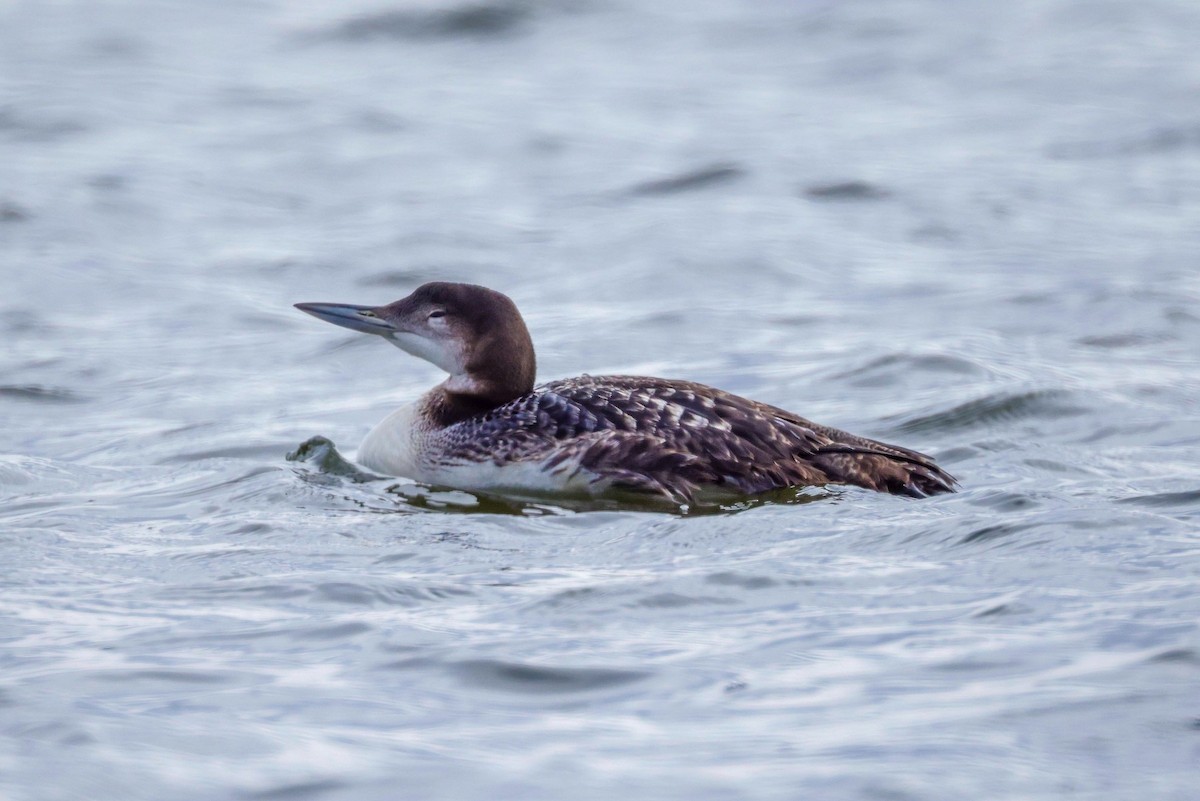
[430,375,957,502]
[296,282,958,503]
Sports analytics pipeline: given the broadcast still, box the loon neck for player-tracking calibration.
[428,365,533,428]
[426,310,537,426]
[424,388,493,427]
[422,376,516,424]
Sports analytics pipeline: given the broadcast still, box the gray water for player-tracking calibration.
[3,1,1199,798]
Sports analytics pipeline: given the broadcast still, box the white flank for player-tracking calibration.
[356,398,603,496]
[425,457,602,496]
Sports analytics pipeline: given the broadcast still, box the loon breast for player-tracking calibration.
[357,402,423,478]
[356,393,603,494]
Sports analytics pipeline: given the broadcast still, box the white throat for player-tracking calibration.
[443,373,488,394]
[387,331,462,375]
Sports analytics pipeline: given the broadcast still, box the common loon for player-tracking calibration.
[296,282,957,502]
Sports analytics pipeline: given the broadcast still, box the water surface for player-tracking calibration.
[2,1,1199,799]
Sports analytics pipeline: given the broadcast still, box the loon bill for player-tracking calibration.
[295,282,957,503]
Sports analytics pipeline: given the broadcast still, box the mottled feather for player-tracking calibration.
[428,375,957,502]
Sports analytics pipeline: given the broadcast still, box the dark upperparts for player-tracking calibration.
[525,374,959,499]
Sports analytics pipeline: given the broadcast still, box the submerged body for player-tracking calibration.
[298,283,957,503]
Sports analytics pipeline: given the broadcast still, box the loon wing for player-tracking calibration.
[529,375,957,500]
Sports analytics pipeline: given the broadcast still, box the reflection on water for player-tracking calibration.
[3,0,1200,799]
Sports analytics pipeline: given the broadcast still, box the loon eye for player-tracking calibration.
[428,310,447,319]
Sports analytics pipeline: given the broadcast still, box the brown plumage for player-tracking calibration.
[296,282,959,504]
[442,374,958,502]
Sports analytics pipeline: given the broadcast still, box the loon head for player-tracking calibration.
[296,282,536,406]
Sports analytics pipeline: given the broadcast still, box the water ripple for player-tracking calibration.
[1117,488,1200,509]
[803,180,891,201]
[888,389,1089,434]
[319,2,531,42]
[627,164,745,196]
[0,384,86,403]
[246,779,347,800]
[452,659,650,694]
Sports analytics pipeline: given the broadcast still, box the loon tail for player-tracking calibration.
[810,443,958,498]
